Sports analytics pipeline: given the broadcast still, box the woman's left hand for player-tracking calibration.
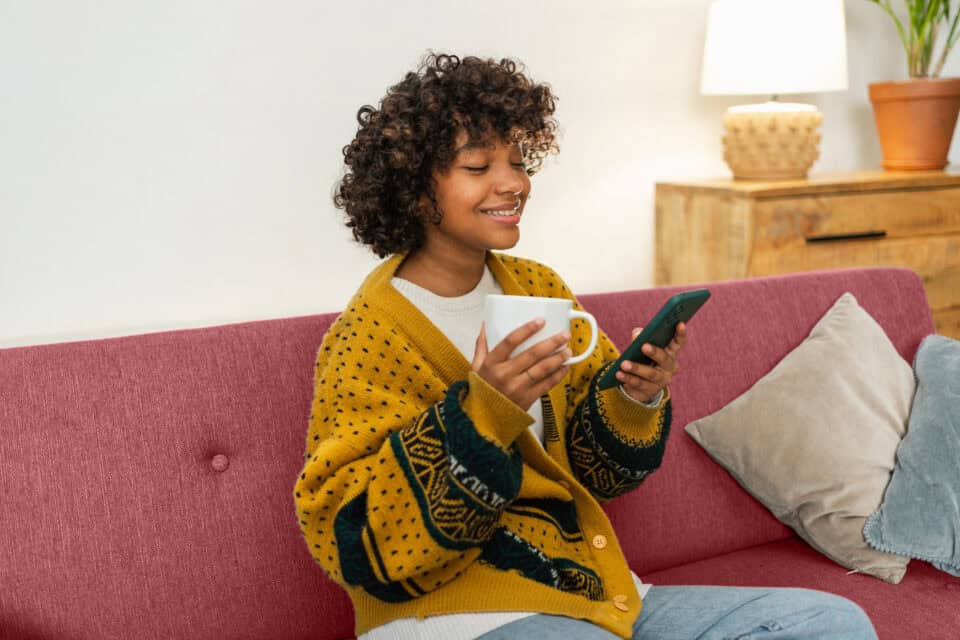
[615,322,688,403]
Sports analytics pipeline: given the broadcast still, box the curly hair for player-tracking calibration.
[333,53,559,258]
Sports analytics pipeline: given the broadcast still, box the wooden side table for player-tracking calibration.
[655,169,960,339]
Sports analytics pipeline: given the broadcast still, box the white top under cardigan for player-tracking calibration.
[358,267,654,640]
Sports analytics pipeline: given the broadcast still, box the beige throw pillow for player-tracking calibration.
[685,293,913,583]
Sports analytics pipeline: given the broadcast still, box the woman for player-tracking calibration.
[294,52,876,640]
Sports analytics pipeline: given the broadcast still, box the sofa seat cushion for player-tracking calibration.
[642,537,960,640]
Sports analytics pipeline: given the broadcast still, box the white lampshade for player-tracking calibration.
[701,0,848,96]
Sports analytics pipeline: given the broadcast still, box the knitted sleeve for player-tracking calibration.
[294,313,533,603]
[564,367,672,502]
[524,260,673,502]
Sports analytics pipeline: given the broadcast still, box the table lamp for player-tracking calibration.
[700,0,848,179]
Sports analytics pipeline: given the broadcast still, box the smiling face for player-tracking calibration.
[422,132,531,260]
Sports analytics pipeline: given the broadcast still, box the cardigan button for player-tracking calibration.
[613,594,630,612]
[592,534,608,549]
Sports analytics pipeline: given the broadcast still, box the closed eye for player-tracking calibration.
[464,166,488,173]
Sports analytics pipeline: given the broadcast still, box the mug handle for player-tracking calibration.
[565,310,599,364]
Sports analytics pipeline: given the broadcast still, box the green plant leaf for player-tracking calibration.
[867,0,957,76]
[868,0,911,63]
[935,0,960,74]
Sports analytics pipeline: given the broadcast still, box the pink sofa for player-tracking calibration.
[2,267,958,639]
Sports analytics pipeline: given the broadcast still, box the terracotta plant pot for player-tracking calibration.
[869,77,960,170]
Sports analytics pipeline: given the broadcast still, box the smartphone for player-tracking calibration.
[596,288,711,390]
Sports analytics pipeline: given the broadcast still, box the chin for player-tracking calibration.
[489,232,520,251]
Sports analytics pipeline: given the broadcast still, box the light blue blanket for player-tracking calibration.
[864,334,960,576]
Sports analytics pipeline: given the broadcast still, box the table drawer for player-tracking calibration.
[752,188,960,250]
[748,234,960,312]
[934,306,960,338]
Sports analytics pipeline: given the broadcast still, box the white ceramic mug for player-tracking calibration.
[483,295,599,365]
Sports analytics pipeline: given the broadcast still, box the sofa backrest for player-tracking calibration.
[0,313,352,640]
[0,267,933,640]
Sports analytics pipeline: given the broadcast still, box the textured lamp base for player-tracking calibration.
[721,105,823,180]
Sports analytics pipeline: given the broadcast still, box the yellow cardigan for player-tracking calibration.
[294,252,671,639]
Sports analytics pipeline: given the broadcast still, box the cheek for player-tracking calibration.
[442,184,486,211]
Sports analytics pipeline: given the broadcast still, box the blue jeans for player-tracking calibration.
[476,586,877,639]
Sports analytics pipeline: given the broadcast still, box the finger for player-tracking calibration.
[508,330,571,374]
[525,346,573,383]
[637,343,675,372]
[619,360,670,387]
[666,322,688,354]
[472,323,488,371]
[615,370,661,401]
[533,363,571,397]
[489,318,546,362]
[631,326,644,340]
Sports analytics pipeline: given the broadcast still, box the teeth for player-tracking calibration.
[481,205,521,216]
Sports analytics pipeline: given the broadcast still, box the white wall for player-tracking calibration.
[1,0,955,348]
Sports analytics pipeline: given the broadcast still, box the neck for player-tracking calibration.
[396,244,487,297]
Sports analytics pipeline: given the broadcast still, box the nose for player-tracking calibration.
[494,164,528,197]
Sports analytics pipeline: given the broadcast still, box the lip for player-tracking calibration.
[478,197,523,225]
[481,202,522,211]
[478,204,522,225]
[484,213,521,225]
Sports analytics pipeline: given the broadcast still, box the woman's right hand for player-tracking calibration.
[471,320,572,411]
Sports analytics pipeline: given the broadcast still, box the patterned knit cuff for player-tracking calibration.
[617,385,665,408]
[440,380,524,511]
[462,370,535,449]
[602,383,670,429]
[583,362,672,476]
[389,381,523,551]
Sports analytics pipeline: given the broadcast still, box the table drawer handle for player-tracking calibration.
[805,230,887,244]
